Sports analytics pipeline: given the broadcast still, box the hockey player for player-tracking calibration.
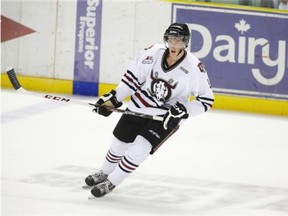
[85,23,214,198]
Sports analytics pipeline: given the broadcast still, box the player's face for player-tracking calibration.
[167,35,185,56]
[167,35,185,49]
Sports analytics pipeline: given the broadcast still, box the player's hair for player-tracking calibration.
[163,23,190,48]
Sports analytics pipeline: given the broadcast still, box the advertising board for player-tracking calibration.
[172,4,288,100]
[74,0,103,95]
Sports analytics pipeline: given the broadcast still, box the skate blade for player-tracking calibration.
[82,185,92,189]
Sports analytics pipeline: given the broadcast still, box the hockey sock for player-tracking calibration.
[108,136,152,186]
[101,137,132,174]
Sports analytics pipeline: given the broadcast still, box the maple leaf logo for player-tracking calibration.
[234,19,251,35]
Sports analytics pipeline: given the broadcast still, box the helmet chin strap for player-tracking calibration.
[176,43,186,56]
[177,50,183,56]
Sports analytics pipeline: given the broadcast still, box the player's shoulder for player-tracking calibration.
[185,51,200,65]
[135,44,165,62]
[185,51,208,74]
[142,43,166,54]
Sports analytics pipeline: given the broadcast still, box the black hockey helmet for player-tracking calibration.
[163,23,190,48]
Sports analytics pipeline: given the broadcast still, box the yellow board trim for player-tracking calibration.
[1,73,73,94]
[1,74,287,116]
[214,94,288,116]
[98,83,116,96]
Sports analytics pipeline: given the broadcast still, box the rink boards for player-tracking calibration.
[1,1,288,116]
[2,73,288,116]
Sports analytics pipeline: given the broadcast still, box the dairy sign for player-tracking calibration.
[74,0,102,95]
[172,4,288,99]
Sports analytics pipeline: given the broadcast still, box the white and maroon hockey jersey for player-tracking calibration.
[115,44,214,117]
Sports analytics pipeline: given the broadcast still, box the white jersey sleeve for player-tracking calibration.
[186,65,214,116]
[175,53,214,117]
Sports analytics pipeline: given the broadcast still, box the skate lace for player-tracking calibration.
[98,180,115,193]
[91,171,107,182]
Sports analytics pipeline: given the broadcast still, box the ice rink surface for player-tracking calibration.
[1,89,288,216]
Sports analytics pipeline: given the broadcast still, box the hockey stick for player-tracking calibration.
[5,67,164,121]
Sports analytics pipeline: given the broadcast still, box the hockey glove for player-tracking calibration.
[93,90,123,117]
[163,101,189,130]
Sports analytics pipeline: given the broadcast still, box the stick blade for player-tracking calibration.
[6,67,22,90]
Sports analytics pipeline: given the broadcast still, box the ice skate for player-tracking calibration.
[85,170,108,186]
[91,179,115,198]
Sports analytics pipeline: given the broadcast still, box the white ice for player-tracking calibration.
[1,89,288,216]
